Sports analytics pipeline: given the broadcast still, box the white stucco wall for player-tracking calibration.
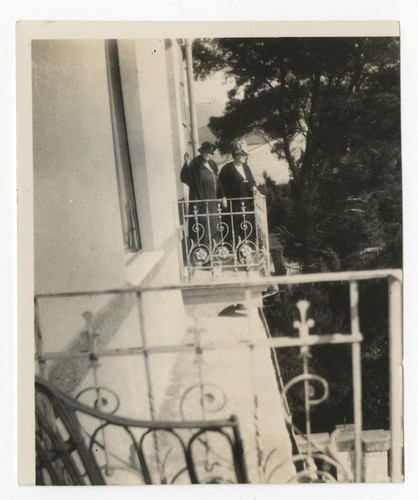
[33,40,127,295]
[32,40,130,355]
[163,38,191,198]
[33,39,186,382]
[117,38,186,356]
[117,39,180,252]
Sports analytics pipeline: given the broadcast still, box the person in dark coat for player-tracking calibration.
[180,142,226,264]
[219,140,259,246]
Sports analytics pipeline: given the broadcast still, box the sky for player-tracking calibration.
[194,70,234,108]
[193,71,291,184]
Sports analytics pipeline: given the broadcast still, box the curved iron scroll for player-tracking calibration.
[35,377,248,485]
[182,197,269,274]
[277,300,354,483]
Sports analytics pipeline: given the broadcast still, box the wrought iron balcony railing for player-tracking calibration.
[34,269,403,484]
[178,195,270,280]
[35,376,248,485]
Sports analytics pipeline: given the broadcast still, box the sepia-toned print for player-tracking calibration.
[18,22,402,486]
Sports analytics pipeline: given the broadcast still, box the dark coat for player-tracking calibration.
[180,155,224,201]
[219,161,256,200]
[219,161,257,244]
[180,155,224,249]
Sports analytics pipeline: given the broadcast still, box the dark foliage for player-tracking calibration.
[193,37,401,271]
[193,37,401,433]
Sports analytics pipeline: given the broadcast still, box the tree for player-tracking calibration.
[193,37,401,270]
[193,37,402,432]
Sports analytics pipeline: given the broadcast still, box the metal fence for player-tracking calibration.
[178,195,270,279]
[34,269,403,484]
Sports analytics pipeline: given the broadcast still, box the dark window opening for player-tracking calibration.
[105,39,141,253]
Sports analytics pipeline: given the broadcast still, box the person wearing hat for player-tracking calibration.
[219,140,260,245]
[181,141,225,202]
[180,142,226,259]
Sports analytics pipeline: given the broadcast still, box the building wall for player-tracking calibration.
[32,38,296,482]
[118,39,180,253]
[33,38,185,365]
[163,38,191,199]
[33,40,127,295]
[115,38,186,397]
[32,40,129,357]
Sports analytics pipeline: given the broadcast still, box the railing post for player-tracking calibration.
[230,199,238,266]
[180,201,192,281]
[256,195,270,276]
[349,281,363,482]
[388,272,403,482]
[135,290,166,483]
[34,298,48,380]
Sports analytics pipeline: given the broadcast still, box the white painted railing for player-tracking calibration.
[35,269,403,483]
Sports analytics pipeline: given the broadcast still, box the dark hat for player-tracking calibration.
[198,141,217,154]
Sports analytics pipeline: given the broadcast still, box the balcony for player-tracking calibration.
[34,269,403,484]
[178,195,271,281]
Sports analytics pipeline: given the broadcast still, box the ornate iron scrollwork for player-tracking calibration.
[180,383,227,419]
[76,386,120,414]
[35,377,248,485]
[277,300,353,483]
[212,210,234,264]
[182,197,269,274]
[188,205,211,265]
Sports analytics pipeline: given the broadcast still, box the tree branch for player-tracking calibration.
[278,62,300,183]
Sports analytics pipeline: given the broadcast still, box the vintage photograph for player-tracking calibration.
[20,22,402,486]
